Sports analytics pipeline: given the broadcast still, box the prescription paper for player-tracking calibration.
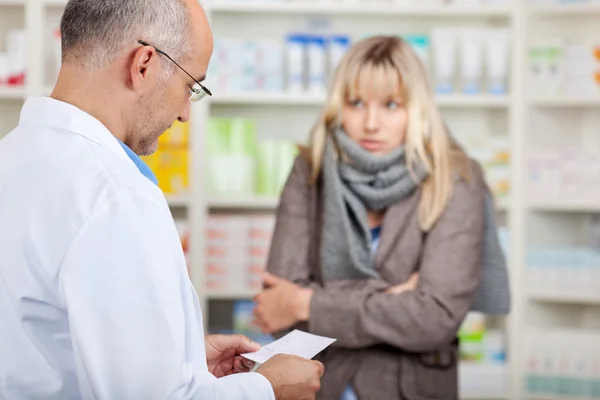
[241,329,336,365]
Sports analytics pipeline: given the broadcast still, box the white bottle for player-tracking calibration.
[485,28,510,95]
[286,33,306,92]
[458,27,484,94]
[6,30,26,86]
[329,35,351,77]
[431,28,457,94]
[307,35,327,93]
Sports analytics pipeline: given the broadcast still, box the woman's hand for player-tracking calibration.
[253,272,313,334]
[384,272,419,294]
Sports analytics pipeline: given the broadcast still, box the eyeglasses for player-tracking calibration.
[137,40,212,102]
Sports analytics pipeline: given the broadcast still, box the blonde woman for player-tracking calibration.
[253,36,509,400]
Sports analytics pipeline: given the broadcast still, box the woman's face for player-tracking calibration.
[342,70,408,156]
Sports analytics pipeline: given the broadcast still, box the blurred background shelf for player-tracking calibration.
[207,196,279,210]
[166,195,190,208]
[0,87,26,100]
[530,96,600,107]
[528,201,600,212]
[206,289,257,300]
[528,291,600,306]
[529,3,600,16]
[208,1,513,17]
[0,0,24,5]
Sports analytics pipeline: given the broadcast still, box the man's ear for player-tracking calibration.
[129,45,157,90]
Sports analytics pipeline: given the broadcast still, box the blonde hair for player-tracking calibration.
[307,35,468,232]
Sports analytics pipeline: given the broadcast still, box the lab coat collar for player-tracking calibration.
[19,97,132,164]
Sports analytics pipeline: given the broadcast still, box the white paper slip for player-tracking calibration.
[241,329,336,365]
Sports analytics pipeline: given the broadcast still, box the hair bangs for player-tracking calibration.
[344,58,404,102]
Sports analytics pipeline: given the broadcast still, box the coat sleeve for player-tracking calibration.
[59,191,274,400]
[308,167,486,352]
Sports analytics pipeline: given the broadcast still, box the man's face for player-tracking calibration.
[133,3,214,156]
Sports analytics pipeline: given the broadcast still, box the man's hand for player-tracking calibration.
[253,272,313,334]
[257,354,324,400]
[205,334,261,378]
[384,272,419,294]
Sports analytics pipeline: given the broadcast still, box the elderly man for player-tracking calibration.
[0,0,323,399]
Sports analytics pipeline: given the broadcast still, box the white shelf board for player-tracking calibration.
[206,289,257,300]
[528,201,600,212]
[208,1,512,17]
[207,196,279,210]
[528,290,600,306]
[0,87,26,100]
[462,393,506,400]
[495,197,509,212]
[0,0,25,5]
[529,2,600,16]
[531,96,600,107]
[212,92,510,108]
[40,0,67,6]
[166,194,190,208]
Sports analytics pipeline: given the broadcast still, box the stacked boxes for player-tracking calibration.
[205,214,276,293]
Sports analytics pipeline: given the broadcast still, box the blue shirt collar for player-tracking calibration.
[116,139,158,186]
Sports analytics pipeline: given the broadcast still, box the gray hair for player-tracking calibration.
[60,0,191,71]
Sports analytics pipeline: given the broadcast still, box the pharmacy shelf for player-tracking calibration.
[530,96,600,107]
[528,291,600,306]
[0,87,26,100]
[208,1,513,17]
[207,196,279,210]
[529,2,600,16]
[528,201,600,212]
[212,92,511,108]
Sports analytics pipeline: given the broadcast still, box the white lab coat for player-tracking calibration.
[0,97,275,400]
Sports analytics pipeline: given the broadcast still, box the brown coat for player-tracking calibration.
[266,154,486,400]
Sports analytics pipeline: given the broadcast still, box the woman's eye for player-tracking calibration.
[386,101,400,110]
[348,99,364,108]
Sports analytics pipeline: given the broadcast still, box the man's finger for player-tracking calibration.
[233,356,253,373]
[313,360,325,377]
[213,334,261,354]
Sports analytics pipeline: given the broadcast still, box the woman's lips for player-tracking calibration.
[359,139,385,151]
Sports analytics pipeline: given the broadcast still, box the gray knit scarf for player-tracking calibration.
[320,129,510,315]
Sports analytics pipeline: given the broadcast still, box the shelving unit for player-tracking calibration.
[520,3,600,400]
[8,1,600,399]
